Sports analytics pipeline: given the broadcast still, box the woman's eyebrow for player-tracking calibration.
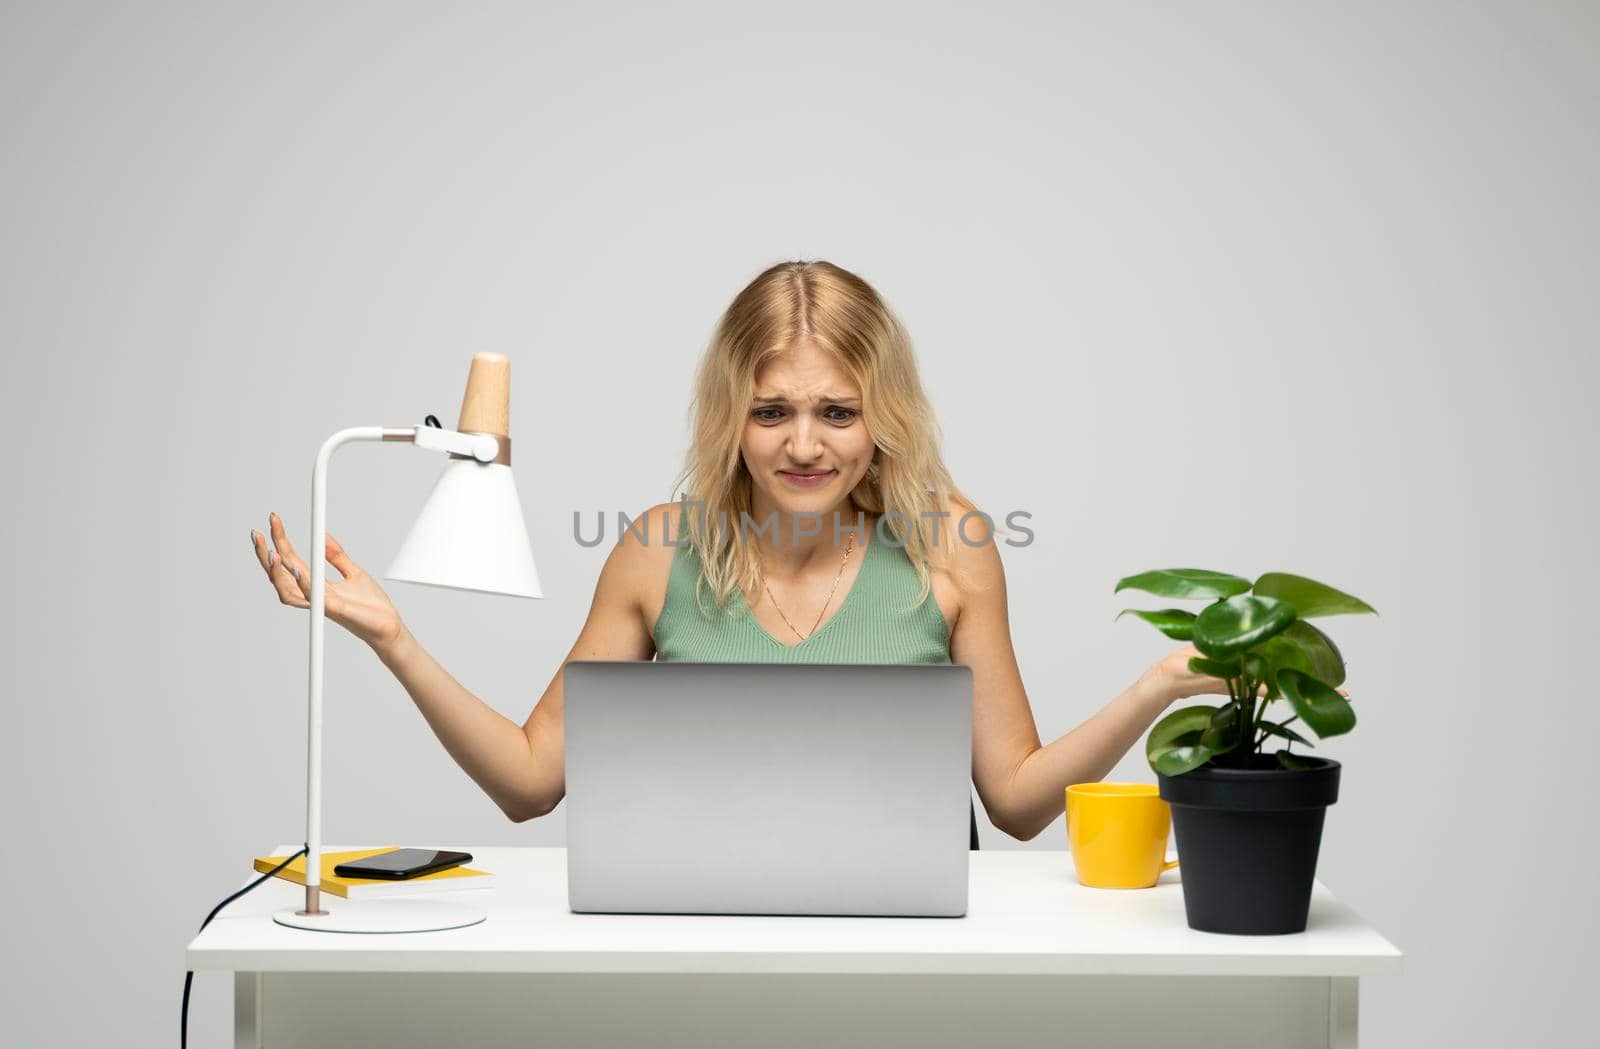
[752,394,862,405]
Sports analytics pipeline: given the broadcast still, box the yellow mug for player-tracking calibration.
[1065,783,1180,889]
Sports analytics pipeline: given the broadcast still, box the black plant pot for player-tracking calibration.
[1157,755,1340,935]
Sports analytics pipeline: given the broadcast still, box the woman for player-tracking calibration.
[249,260,1229,842]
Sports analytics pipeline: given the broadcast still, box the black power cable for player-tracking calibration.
[181,846,307,1048]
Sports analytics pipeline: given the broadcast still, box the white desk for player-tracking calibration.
[187,844,1401,1048]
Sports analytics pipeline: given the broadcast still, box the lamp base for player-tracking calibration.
[273,898,487,933]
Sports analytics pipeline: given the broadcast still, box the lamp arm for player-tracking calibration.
[298,423,494,918]
[409,424,500,461]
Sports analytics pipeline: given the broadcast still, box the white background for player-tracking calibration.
[3,2,1594,1046]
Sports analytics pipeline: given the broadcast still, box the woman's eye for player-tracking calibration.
[751,406,855,422]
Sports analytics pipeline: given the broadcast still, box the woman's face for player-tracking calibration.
[741,342,876,523]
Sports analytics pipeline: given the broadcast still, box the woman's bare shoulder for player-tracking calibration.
[930,494,1008,628]
[615,501,688,551]
[614,501,686,633]
[917,494,979,634]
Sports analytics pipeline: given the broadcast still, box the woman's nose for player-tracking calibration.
[787,417,824,460]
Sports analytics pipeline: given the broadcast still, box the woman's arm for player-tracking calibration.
[948,513,1190,842]
[374,508,666,823]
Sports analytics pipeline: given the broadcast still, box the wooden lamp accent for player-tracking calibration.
[457,352,511,438]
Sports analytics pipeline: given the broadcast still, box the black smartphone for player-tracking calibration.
[333,848,472,880]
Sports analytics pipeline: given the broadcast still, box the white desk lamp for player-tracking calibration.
[273,352,541,934]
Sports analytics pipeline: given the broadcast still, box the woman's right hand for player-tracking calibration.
[251,512,406,654]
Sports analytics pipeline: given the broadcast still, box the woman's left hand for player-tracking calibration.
[1154,644,1242,701]
[1152,644,1349,705]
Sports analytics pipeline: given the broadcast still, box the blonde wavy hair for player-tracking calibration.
[670,260,981,617]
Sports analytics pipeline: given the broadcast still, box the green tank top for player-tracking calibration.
[649,505,980,848]
[650,508,951,664]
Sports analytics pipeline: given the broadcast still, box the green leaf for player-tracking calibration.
[1258,718,1314,747]
[1188,655,1242,679]
[1258,634,1311,680]
[1115,608,1196,640]
[1276,668,1357,739]
[1277,751,1315,770]
[1148,706,1215,754]
[1280,620,1346,688]
[1153,744,1216,777]
[1114,569,1252,600]
[1193,594,1297,660]
[1147,705,1219,774]
[1253,573,1376,618]
[1200,704,1243,754]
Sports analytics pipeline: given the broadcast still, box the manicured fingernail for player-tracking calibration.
[250,530,258,547]
[268,551,276,568]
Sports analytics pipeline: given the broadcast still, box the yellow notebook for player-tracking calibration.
[253,847,495,900]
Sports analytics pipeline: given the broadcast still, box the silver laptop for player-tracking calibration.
[562,661,973,917]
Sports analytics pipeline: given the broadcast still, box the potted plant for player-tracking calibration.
[1116,569,1376,935]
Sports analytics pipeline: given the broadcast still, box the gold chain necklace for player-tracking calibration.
[762,531,857,641]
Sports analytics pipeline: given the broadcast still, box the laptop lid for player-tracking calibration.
[563,661,973,917]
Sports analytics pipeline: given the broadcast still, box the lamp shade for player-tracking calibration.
[385,457,542,598]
